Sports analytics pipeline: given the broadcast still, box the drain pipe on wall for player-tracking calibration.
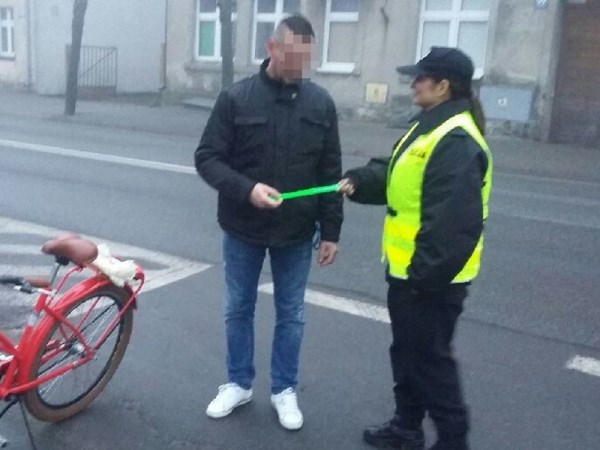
[26,0,35,90]
[159,0,168,104]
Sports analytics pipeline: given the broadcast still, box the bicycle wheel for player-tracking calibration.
[23,284,133,422]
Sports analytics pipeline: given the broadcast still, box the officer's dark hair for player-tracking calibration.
[274,14,315,41]
[431,75,486,136]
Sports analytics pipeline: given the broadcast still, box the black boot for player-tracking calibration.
[428,436,468,450]
[363,418,425,449]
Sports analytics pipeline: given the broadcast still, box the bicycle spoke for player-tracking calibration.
[83,305,115,347]
[37,350,75,377]
[22,282,136,422]
[33,294,123,407]
[69,299,113,339]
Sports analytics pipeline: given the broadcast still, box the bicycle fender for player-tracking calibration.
[16,277,115,385]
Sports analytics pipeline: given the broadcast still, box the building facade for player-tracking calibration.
[165,0,600,147]
[0,0,29,87]
[0,0,166,95]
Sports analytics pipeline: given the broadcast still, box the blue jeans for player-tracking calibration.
[223,233,312,394]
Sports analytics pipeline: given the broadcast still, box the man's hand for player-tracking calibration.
[317,241,338,266]
[249,183,283,209]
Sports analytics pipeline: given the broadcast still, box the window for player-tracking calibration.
[0,7,15,59]
[418,0,490,78]
[252,0,301,63]
[195,0,236,61]
[321,0,360,73]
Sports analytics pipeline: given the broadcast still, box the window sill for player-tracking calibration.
[197,56,222,62]
[317,64,359,76]
[0,55,16,61]
[184,61,258,79]
[185,60,226,73]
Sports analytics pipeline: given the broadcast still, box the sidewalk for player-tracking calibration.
[1,89,599,183]
[0,90,205,138]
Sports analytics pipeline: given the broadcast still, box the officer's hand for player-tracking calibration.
[337,178,355,196]
[317,241,338,266]
[249,183,283,209]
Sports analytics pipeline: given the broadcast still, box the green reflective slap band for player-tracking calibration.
[278,183,339,200]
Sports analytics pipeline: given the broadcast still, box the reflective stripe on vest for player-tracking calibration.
[382,111,493,282]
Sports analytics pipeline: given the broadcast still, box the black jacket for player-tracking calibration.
[345,99,489,291]
[195,59,343,247]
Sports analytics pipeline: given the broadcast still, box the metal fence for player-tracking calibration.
[67,45,118,97]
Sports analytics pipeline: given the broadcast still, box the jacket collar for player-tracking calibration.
[410,98,471,134]
[259,58,283,89]
[259,58,301,102]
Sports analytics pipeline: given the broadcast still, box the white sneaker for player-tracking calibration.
[206,383,252,418]
[271,388,303,430]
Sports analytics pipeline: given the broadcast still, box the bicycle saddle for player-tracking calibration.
[41,233,98,267]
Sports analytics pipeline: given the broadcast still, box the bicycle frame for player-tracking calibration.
[0,263,144,400]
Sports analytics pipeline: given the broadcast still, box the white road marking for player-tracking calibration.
[260,282,600,380]
[2,141,599,379]
[258,283,390,324]
[0,138,196,175]
[494,210,600,230]
[0,216,210,294]
[499,171,600,189]
[0,264,52,276]
[566,356,600,378]
[6,137,599,231]
[493,188,600,207]
[0,244,42,255]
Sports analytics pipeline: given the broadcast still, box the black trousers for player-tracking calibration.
[387,281,469,448]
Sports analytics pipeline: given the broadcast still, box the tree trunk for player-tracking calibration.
[219,0,234,89]
[64,0,88,116]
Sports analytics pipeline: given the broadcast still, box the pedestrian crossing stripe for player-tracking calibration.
[0,216,211,295]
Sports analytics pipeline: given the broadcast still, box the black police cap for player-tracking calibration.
[396,47,474,82]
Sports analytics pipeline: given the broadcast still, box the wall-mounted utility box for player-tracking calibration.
[479,85,535,123]
[365,83,389,104]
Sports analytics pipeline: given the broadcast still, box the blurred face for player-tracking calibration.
[410,75,451,110]
[267,29,314,82]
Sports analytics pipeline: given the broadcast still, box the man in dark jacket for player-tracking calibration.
[195,14,342,431]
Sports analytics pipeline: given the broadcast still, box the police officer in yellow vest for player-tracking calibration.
[338,47,492,450]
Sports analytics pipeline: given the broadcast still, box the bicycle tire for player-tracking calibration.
[22,284,133,422]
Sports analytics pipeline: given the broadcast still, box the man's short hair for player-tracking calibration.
[275,13,315,40]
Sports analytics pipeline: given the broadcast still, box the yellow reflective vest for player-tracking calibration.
[383,111,493,282]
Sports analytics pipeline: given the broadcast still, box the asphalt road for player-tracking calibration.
[0,104,599,449]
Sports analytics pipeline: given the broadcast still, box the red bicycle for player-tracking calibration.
[0,233,144,448]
